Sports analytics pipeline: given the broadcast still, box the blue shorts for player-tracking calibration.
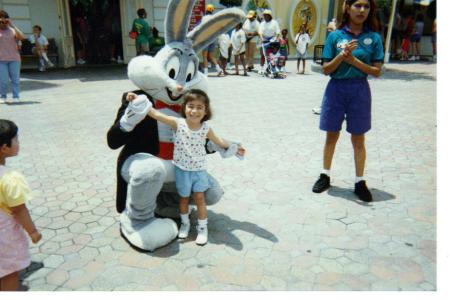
[319,78,372,135]
[410,33,421,43]
[175,166,210,197]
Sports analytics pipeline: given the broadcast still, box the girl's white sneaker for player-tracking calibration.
[195,226,208,245]
[178,223,190,239]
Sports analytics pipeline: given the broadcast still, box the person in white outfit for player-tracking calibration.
[243,10,259,71]
[231,23,248,76]
[258,10,280,74]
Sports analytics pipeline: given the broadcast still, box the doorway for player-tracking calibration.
[68,0,124,65]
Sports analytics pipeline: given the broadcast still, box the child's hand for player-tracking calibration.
[237,145,246,157]
[126,92,138,102]
[345,40,358,53]
[30,231,42,244]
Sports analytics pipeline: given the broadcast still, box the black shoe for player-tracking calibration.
[354,180,373,202]
[312,173,330,193]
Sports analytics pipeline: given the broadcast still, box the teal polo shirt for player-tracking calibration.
[322,26,384,79]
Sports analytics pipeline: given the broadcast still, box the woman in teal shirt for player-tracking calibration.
[312,0,384,202]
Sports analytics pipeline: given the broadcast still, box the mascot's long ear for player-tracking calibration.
[165,0,196,43]
[187,8,245,53]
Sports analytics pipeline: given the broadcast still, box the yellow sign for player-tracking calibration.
[292,0,318,38]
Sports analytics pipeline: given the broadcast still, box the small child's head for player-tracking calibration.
[32,25,42,35]
[0,119,19,159]
[137,8,147,18]
[181,89,212,123]
[299,24,307,34]
[282,29,288,37]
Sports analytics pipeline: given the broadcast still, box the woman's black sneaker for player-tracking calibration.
[312,173,331,193]
[354,180,373,202]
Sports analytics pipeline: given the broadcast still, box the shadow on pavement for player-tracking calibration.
[18,261,44,291]
[21,65,128,82]
[19,80,60,92]
[327,186,396,206]
[206,211,278,251]
[2,101,41,105]
[383,69,435,81]
[151,211,278,257]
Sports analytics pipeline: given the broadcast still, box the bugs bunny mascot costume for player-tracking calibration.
[107,0,244,252]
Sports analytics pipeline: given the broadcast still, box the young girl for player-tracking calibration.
[126,90,245,245]
[0,119,41,291]
[295,25,310,74]
[312,0,384,202]
[231,22,248,76]
[279,29,289,65]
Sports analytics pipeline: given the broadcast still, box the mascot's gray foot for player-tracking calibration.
[120,213,178,252]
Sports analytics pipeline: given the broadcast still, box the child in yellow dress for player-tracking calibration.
[0,119,41,291]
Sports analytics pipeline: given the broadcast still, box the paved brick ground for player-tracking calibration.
[0,60,436,291]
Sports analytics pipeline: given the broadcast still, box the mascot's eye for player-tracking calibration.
[166,56,180,79]
[186,61,196,82]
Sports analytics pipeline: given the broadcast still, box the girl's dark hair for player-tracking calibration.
[282,28,288,35]
[339,0,379,32]
[0,119,18,147]
[137,8,146,18]
[181,89,212,122]
[0,10,10,19]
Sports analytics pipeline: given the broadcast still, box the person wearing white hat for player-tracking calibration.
[258,9,280,74]
[243,10,260,71]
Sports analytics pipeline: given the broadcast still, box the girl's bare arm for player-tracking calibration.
[345,57,383,77]
[126,92,178,129]
[10,204,41,243]
[147,108,178,129]
[207,128,229,149]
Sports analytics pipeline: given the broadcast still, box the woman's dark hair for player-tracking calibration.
[0,10,10,19]
[33,25,42,31]
[137,8,146,18]
[181,89,212,122]
[339,0,379,32]
[0,119,18,148]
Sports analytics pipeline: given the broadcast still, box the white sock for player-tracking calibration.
[355,176,364,183]
[322,169,330,176]
[42,52,50,63]
[180,213,190,224]
[198,218,208,228]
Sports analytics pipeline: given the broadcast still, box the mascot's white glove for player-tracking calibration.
[120,94,153,132]
[207,140,244,160]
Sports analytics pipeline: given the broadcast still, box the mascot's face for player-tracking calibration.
[127,42,207,105]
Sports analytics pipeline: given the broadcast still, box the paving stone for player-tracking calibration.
[3,62,435,291]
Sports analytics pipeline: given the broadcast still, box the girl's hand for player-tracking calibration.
[345,40,358,53]
[30,231,42,244]
[126,92,138,101]
[237,145,246,156]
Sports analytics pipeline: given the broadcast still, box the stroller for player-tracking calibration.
[261,38,287,78]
